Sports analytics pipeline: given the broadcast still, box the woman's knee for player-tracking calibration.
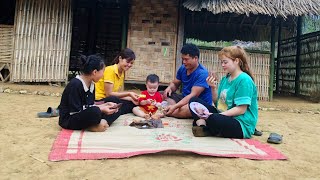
[189,96,199,104]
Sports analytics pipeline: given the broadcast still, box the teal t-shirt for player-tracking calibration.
[216,72,258,138]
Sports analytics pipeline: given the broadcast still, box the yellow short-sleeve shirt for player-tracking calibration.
[95,64,124,100]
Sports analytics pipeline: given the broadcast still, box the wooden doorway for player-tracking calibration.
[69,0,127,74]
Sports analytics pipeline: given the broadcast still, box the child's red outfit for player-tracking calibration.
[138,90,162,114]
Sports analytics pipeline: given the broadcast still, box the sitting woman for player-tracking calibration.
[189,46,258,138]
[58,55,122,132]
[95,48,139,114]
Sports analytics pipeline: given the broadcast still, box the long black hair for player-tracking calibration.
[112,48,136,64]
[79,54,105,75]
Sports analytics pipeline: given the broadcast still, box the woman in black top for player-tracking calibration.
[58,55,122,132]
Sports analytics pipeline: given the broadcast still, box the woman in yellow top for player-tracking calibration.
[95,48,139,114]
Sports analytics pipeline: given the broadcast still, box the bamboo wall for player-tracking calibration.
[126,0,178,83]
[12,0,72,82]
[0,25,14,82]
[277,37,297,94]
[199,48,270,101]
[277,31,320,98]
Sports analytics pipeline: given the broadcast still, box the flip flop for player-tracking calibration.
[267,133,283,144]
[253,129,263,136]
[37,107,59,118]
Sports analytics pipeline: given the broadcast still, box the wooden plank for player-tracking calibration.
[269,17,276,101]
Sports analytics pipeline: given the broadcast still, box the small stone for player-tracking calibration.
[314,111,320,114]
[50,93,56,97]
[258,107,262,110]
[268,108,276,111]
[38,91,45,95]
[4,89,11,93]
[288,109,294,113]
[262,108,268,111]
[19,90,28,94]
[44,92,51,96]
[32,91,38,95]
[56,93,61,97]
[275,108,281,111]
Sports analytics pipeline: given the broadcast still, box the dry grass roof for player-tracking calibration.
[183,0,320,18]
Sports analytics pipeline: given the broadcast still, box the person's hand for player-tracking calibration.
[141,99,152,105]
[163,87,172,99]
[100,105,118,115]
[164,105,176,115]
[129,92,139,101]
[94,101,105,105]
[206,72,218,89]
[105,102,117,107]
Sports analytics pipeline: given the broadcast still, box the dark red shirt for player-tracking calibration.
[139,90,163,113]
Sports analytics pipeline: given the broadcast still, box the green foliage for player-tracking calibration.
[302,15,320,34]
[186,38,270,51]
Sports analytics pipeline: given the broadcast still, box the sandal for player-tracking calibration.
[37,107,59,118]
[267,133,283,144]
[253,129,263,136]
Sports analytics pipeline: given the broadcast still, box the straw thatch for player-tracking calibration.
[183,0,320,18]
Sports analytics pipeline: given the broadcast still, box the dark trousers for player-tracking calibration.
[189,97,244,139]
[119,99,136,115]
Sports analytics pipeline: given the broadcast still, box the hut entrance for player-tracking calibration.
[69,0,127,75]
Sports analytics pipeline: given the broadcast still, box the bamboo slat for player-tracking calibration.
[12,0,72,82]
[199,49,270,101]
[0,25,14,64]
[126,0,179,83]
[0,25,13,82]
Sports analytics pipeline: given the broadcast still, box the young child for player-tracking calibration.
[132,74,164,120]
[58,55,122,132]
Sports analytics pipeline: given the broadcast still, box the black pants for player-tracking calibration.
[189,97,244,139]
[119,99,136,115]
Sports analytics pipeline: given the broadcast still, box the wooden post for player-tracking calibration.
[295,16,302,96]
[175,0,185,72]
[269,17,276,101]
[276,18,282,94]
[121,0,129,49]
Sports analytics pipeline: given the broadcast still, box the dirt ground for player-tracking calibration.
[1,82,320,179]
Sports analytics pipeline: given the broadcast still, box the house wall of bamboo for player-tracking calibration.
[277,31,320,99]
[199,48,270,101]
[126,0,178,83]
[12,0,72,82]
[0,25,14,82]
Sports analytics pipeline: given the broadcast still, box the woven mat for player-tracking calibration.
[49,114,286,161]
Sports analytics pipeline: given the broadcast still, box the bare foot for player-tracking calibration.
[88,119,109,132]
[151,114,161,120]
[196,119,206,126]
[144,114,151,120]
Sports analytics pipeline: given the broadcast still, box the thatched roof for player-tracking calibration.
[183,0,320,18]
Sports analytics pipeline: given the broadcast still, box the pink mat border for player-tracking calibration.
[49,129,287,161]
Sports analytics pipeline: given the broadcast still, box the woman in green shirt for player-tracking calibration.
[189,46,258,138]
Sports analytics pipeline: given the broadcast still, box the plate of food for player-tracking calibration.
[189,102,212,119]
